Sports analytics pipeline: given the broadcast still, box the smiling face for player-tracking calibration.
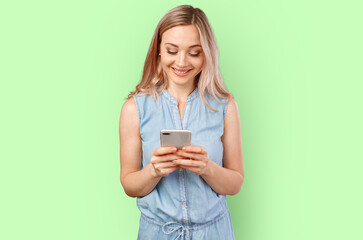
[159,25,205,88]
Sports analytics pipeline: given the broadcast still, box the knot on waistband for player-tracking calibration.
[162,222,190,240]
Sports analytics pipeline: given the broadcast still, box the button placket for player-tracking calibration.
[162,88,197,226]
[178,164,188,224]
[180,100,193,224]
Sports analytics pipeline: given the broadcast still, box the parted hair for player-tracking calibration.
[127,5,230,111]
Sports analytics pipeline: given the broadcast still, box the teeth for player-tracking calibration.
[173,68,190,74]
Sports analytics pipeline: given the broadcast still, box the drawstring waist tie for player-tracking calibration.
[140,209,229,240]
[162,222,190,240]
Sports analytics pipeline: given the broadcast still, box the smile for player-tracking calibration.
[171,67,192,76]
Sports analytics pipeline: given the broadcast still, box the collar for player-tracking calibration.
[161,87,199,105]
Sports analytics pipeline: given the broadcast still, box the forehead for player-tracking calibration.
[161,25,201,47]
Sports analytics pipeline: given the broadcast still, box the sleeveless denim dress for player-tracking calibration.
[133,87,235,240]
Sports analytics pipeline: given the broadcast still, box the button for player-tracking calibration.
[182,202,187,206]
[179,168,183,172]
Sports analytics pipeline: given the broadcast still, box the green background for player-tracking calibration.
[1,0,362,239]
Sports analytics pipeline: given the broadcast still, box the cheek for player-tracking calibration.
[160,57,174,68]
[192,59,204,70]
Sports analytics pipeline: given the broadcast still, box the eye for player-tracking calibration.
[167,50,200,57]
[189,52,200,57]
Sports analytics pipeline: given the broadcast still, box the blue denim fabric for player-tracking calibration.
[137,208,235,240]
[133,87,234,239]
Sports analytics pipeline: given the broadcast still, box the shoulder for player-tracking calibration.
[120,97,139,128]
[131,92,160,110]
[226,94,238,111]
[121,97,137,115]
[212,93,237,117]
[202,92,229,113]
[123,93,149,119]
[225,94,240,122]
[221,94,242,150]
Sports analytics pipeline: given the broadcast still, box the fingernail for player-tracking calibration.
[182,147,186,150]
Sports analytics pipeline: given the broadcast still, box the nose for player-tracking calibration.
[175,51,189,68]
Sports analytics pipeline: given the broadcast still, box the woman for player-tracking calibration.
[119,5,244,240]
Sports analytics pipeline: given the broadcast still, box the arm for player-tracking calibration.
[173,95,244,195]
[119,97,162,198]
[202,95,244,195]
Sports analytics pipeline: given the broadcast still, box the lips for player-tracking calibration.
[172,67,192,72]
[171,67,193,77]
[171,67,192,73]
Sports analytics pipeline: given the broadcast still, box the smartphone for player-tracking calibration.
[160,129,192,150]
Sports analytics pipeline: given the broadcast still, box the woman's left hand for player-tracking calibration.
[173,145,211,176]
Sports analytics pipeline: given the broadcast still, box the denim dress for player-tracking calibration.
[133,87,235,240]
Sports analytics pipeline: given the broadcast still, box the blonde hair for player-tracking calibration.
[127,5,230,111]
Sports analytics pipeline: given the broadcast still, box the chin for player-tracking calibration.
[168,76,194,86]
[168,71,196,85]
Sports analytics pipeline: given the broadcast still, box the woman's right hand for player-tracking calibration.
[150,146,180,178]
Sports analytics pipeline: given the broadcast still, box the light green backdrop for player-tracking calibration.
[1,0,362,239]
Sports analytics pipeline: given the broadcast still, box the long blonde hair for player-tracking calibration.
[127,5,230,111]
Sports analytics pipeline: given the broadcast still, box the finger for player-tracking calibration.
[153,146,177,156]
[182,145,207,154]
[154,161,180,169]
[152,154,180,163]
[173,159,201,166]
[175,150,202,160]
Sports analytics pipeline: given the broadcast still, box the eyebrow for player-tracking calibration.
[165,43,202,48]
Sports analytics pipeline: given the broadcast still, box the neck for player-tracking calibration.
[166,81,196,103]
